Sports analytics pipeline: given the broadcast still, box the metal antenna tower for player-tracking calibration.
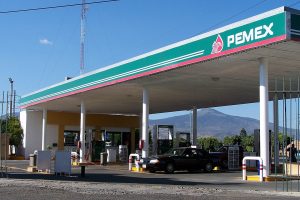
[80,0,87,75]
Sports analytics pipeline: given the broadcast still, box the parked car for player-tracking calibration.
[147,147,214,173]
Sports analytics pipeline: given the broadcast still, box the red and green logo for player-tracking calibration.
[211,34,223,54]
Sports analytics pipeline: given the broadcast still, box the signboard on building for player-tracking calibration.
[20,8,297,108]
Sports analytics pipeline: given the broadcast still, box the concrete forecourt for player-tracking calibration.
[1,162,300,200]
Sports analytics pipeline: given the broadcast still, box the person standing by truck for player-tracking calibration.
[287,143,297,163]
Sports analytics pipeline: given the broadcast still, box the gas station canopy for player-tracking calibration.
[20,7,300,114]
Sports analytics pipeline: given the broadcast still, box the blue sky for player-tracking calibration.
[1,0,300,120]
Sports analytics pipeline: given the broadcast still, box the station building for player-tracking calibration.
[20,7,300,178]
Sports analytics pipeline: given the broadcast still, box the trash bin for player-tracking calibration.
[29,154,37,167]
[100,152,108,165]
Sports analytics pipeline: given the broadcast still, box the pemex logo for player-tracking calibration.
[211,34,223,54]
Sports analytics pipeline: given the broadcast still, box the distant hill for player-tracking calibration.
[1,112,20,119]
[150,108,261,138]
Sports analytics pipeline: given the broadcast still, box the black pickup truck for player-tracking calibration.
[209,145,244,170]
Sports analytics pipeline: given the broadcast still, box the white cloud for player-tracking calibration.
[39,38,53,45]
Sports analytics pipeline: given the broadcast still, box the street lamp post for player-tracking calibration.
[8,78,13,117]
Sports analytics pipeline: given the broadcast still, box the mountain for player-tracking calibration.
[150,108,261,138]
[1,112,20,119]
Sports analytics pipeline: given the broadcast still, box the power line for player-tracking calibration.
[202,0,268,33]
[289,0,300,7]
[0,0,119,14]
[144,0,269,48]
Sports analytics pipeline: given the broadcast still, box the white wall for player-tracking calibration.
[46,124,58,150]
[20,110,27,148]
[20,111,99,158]
[20,110,60,159]
[22,110,43,158]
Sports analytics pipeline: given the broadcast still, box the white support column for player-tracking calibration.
[273,93,279,169]
[259,57,269,177]
[192,107,197,146]
[142,88,149,158]
[42,108,47,151]
[80,101,86,163]
[139,113,143,144]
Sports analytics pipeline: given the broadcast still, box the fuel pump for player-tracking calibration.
[152,125,174,155]
[175,132,191,147]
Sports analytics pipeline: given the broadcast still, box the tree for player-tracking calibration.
[0,119,6,133]
[6,117,23,151]
[271,132,291,151]
[223,134,254,152]
[223,135,241,146]
[197,136,222,152]
[241,135,254,152]
[278,132,291,148]
[240,128,247,137]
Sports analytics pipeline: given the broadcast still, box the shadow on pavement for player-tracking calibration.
[4,172,243,186]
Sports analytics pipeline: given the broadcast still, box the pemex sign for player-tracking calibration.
[209,13,286,56]
[227,22,274,48]
[20,9,289,107]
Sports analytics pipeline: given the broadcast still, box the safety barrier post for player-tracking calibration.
[259,162,263,181]
[242,156,263,182]
[135,157,140,172]
[129,153,140,171]
[129,156,132,171]
[242,163,246,181]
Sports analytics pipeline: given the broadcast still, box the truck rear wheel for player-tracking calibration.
[205,163,213,172]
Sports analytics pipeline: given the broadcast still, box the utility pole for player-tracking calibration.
[5,91,8,177]
[13,90,16,117]
[80,0,87,75]
[0,92,4,176]
[8,78,13,117]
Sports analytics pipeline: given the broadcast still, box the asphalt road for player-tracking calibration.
[0,161,300,200]
[0,183,299,200]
